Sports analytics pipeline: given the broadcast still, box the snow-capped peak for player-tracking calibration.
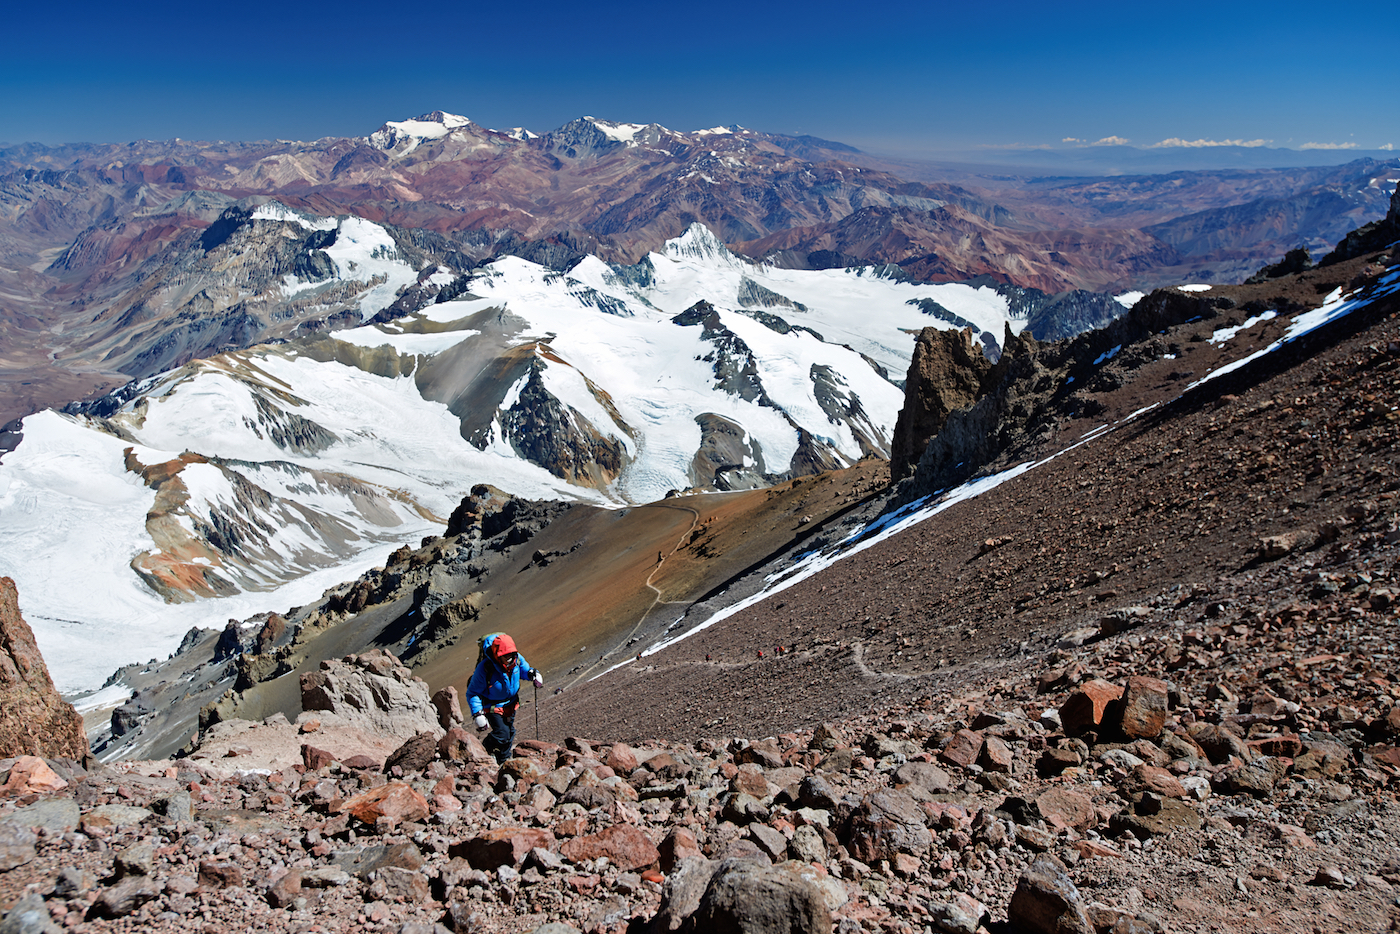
[368,112,473,153]
[500,127,539,141]
[693,126,737,136]
[583,117,667,145]
[662,223,735,263]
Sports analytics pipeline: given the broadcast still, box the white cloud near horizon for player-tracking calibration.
[1152,137,1272,148]
[1090,136,1131,147]
[1300,141,1359,150]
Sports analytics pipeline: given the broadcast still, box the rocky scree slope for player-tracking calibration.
[4,239,1398,932]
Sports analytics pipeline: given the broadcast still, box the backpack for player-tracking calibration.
[476,632,507,668]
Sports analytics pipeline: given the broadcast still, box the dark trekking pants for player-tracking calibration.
[484,707,516,764]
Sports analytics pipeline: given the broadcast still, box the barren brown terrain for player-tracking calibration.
[0,226,1397,933]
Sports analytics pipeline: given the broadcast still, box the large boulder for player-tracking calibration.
[844,789,931,862]
[1007,854,1094,934]
[0,578,87,761]
[685,857,832,934]
[299,649,441,735]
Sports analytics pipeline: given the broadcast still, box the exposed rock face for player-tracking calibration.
[894,285,1249,500]
[0,579,87,761]
[1322,180,1400,264]
[499,361,631,486]
[888,327,994,481]
[299,650,441,737]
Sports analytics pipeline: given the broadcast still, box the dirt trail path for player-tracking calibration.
[560,503,699,691]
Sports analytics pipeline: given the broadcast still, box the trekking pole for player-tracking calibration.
[534,680,540,740]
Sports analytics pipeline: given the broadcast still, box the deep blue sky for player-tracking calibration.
[4,0,1395,155]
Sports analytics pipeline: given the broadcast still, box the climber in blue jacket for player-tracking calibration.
[466,632,543,764]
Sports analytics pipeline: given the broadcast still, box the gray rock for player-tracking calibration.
[0,799,79,834]
[651,856,719,932]
[1007,854,1094,934]
[331,841,425,878]
[0,895,60,934]
[688,857,833,933]
[89,878,161,919]
[927,898,981,934]
[796,775,842,811]
[789,825,826,864]
[528,846,565,871]
[845,789,932,862]
[0,824,36,871]
[114,843,156,879]
[525,924,581,934]
[892,761,953,793]
[748,824,789,862]
[51,867,96,899]
[152,791,193,823]
[81,804,152,832]
[302,866,354,887]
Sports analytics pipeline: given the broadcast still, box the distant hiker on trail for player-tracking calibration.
[467,632,543,764]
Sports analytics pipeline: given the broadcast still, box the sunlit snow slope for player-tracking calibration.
[0,209,1029,692]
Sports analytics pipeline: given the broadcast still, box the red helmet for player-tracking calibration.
[490,634,518,667]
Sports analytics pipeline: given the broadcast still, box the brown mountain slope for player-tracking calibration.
[534,249,1400,745]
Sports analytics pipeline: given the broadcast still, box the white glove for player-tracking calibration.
[474,714,488,731]
[533,672,545,688]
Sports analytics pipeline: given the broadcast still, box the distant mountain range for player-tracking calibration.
[1,111,1394,426]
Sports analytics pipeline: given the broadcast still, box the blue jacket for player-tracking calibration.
[466,653,535,716]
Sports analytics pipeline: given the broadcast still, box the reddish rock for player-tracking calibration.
[1,756,67,796]
[1117,676,1170,739]
[735,739,784,769]
[500,756,546,787]
[554,816,588,837]
[383,731,437,774]
[731,764,775,798]
[301,744,336,771]
[979,735,1014,772]
[265,870,302,908]
[1072,840,1122,860]
[561,824,660,872]
[336,782,429,825]
[1060,680,1124,736]
[606,744,639,774]
[452,827,555,870]
[647,753,692,781]
[1037,747,1082,776]
[439,727,491,763]
[1035,787,1097,831]
[431,686,463,730]
[198,859,244,889]
[939,729,985,769]
[1124,765,1186,799]
[658,827,703,872]
[0,578,88,761]
[1248,735,1303,758]
[341,754,381,770]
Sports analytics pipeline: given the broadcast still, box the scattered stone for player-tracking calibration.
[687,857,832,934]
[1116,676,1170,739]
[561,824,659,872]
[336,782,430,825]
[90,879,160,919]
[1060,680,1125,736]
[939,729,985,768]
[1007,854,1094,934]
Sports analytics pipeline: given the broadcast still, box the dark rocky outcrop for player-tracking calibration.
[1321,180,1400,265]
[888,327,994,481]
[0,578,87,761]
